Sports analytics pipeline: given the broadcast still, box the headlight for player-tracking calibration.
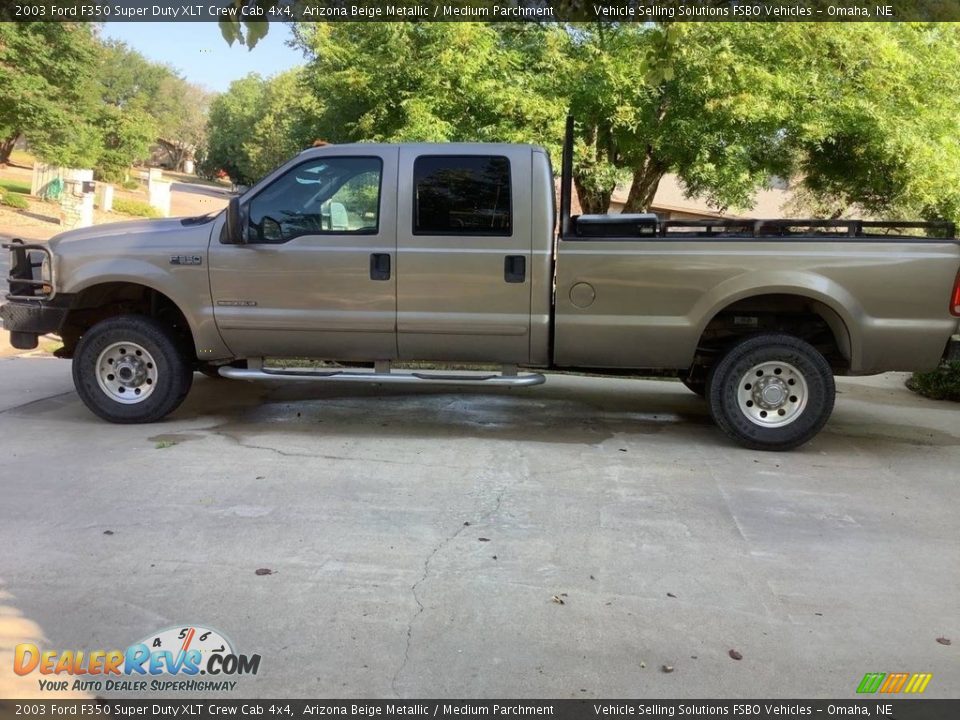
[40,254,53,295]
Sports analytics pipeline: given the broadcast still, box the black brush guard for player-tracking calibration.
[3,239,56,301]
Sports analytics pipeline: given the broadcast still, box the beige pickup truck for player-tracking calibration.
[4,121,960,450]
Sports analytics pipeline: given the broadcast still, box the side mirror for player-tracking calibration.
[261,216,282,242]
[224,196,246,244]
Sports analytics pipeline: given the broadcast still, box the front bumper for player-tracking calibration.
[0,297,73,349]
[2,238,68,349]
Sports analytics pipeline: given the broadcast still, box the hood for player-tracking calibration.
[48,217,211,252]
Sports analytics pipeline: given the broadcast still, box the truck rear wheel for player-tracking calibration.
[707,334,835,451]
[72,315,193,423]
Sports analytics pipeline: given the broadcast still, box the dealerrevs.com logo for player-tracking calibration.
[856,672,933,694]
[14,625,261,693]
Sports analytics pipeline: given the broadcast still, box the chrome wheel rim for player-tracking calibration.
[737,361,808,427]
[95,342,158,404]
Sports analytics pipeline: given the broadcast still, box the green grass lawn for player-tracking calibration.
[0,179,30,195]
[8,149,36,166]
[163,169,229,189]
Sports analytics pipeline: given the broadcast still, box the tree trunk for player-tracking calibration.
[0,133,21,165]
[622,92,671,214]
[157,138,190,172]
[170,146,186,172]
[573,174,614,216]
[622,152,668,214]
[572,121,617,215]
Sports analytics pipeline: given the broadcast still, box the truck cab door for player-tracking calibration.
[395,147,533,363]
[208,149,398,360]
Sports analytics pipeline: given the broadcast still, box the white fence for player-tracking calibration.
[31,164,93,199]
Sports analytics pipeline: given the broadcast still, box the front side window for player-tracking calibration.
[246,157,382,243]
[413,155,512,236]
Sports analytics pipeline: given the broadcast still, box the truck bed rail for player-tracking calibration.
[659,218,956,239]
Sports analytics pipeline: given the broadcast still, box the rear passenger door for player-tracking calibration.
[395,147,532,364]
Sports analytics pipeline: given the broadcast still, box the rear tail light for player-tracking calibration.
[952,270,960,317]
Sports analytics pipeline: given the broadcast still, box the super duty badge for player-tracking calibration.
[170,255,202,266]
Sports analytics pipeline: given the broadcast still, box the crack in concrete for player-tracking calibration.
[390,492,503,698]
[0,390,75,416]
[203,426,469,471]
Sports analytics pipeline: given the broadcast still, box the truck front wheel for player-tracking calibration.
[707,334,835,451]
[72,315,193,423]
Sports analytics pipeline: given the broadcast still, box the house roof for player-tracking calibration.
[557,173,797,219]
[614,174,794,219]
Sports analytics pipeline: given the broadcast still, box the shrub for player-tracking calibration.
[0,192,30,210]
[113,197,161,218]
[121,178,140,191]
[906,361,960,401]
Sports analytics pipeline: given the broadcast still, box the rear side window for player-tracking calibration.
[413,155,512,236]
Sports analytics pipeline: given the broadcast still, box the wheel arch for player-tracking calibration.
[58,280,198,360]
[691,277,862,374]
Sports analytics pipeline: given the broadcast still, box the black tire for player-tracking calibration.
[707,334,835,451]
[681,377,707,398]
[72,315,193,423]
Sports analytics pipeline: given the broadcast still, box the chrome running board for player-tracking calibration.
[219,363,546,388]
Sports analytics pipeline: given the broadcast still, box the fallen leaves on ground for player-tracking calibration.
[661,665,674,673]
[728,649,743,660]
[255,568,274,576]
[551,595,565,605]
[936,637,951,645]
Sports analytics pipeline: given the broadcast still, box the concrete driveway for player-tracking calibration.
[0,359,956,699]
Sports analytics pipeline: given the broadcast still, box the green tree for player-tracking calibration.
[152,74,215,172]
[212,21,960,225]
[96,41,214,175]
[94,41,161,181]
[204,74,269,184]
[95,104,157,183]
[562,22,960,222]
[561,23,804,214]
[788,23,960,223]
[0,22,102,166]
[203,69,323,184]
[293,23,564,146]
[244,69,322,177]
